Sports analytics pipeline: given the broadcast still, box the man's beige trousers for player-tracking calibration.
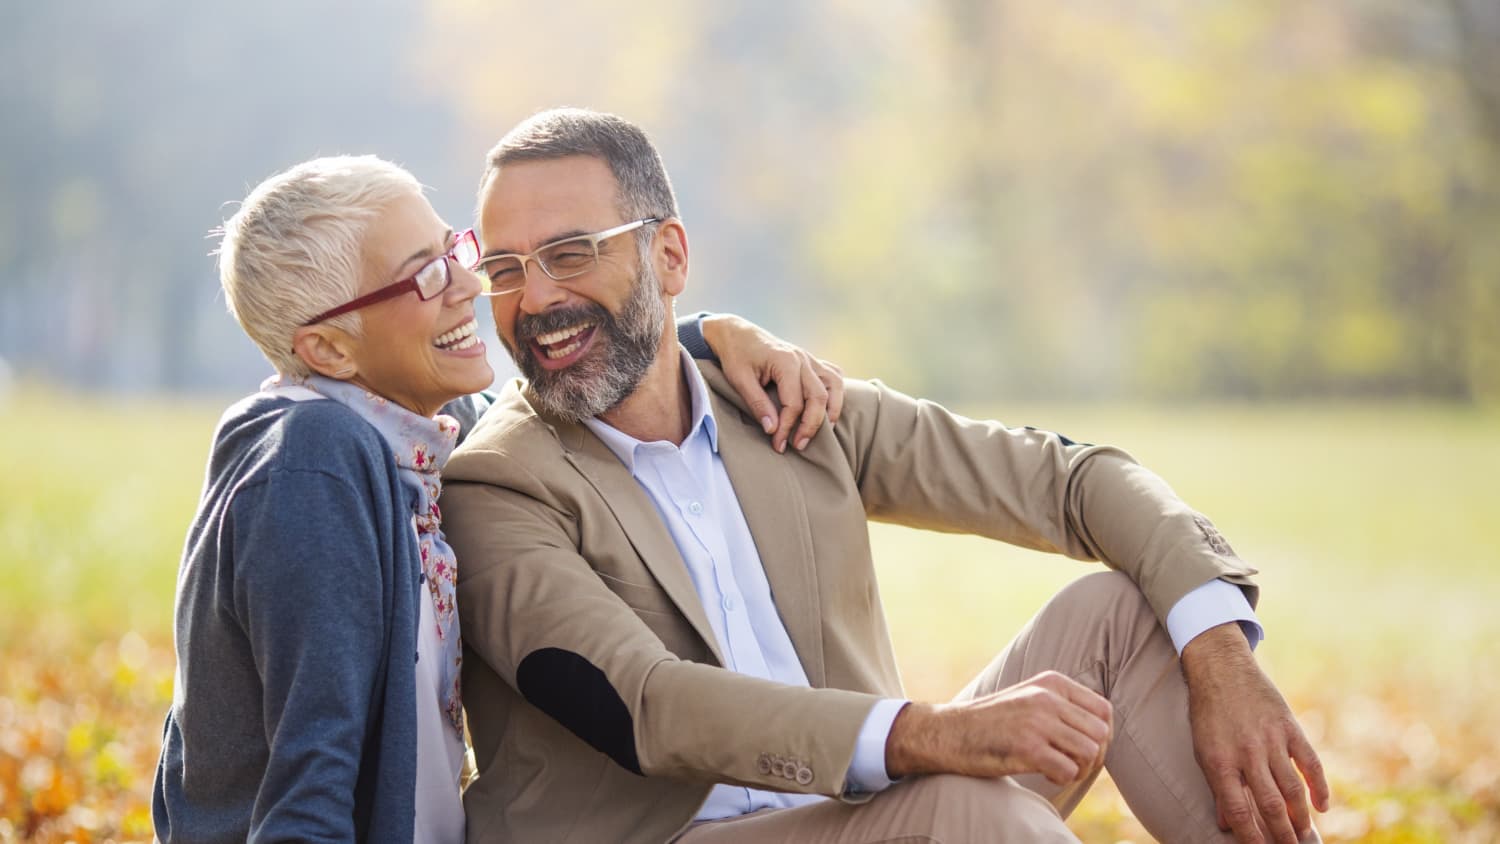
[677,572,1315,843]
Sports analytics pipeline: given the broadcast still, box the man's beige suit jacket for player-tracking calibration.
[440,361,1258,843]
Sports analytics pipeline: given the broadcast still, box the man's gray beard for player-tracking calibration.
[515,263,666,424]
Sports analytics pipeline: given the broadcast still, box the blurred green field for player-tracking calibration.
[1,387,1497,841]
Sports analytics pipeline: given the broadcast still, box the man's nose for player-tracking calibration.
[518,259,567,315]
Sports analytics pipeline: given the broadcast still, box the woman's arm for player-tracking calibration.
[231,466,396,839]
[676,312,845,454]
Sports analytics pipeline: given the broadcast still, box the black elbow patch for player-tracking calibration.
[516,648,642,775]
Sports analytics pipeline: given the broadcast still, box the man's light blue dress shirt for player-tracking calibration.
[585,352,1260,821]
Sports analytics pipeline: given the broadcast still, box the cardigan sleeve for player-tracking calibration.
[675,311,715,362]
[229,465,390,841]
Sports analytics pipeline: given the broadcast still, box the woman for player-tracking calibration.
[150,155,840,842]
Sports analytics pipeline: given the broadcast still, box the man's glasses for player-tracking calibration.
[301,229,481,327]
[474,218,659,296]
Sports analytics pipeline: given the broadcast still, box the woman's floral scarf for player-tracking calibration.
[262,373,464,739]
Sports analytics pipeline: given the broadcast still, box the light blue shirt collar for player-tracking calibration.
[583,349,719,472]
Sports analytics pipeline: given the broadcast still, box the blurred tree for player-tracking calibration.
[794,0,1500,401]
[1445,0,1500,401]
[1447,0,1500,145]
[0,0,470,391]
[2,0,1495,403]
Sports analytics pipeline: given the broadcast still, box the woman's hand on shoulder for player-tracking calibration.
[700,313,845,454]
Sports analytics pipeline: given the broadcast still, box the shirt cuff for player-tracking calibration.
[844,698,907,794]
[1165,578,1263,654]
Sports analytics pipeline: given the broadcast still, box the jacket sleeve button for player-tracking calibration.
[795,766,813,786]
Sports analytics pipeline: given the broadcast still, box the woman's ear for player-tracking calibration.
[292,325,359,380]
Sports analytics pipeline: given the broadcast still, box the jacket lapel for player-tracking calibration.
[554,418,728,668]
[707,379,828,688]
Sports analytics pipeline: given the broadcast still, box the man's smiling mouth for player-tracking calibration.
[532,321,597,360]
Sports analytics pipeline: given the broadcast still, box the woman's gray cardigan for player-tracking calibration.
[153,316,713,842]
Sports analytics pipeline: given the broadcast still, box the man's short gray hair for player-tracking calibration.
[218,155,422,375]
[480,108,680,248]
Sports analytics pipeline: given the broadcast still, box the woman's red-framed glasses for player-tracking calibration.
[301,229,481,327]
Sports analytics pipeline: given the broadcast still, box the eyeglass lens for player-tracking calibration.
[484,237,600,292]
[416,231,482,300]
[414,257,451,300]
[454,230,480,269]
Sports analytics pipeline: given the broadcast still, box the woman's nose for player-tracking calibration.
[448,258,484,303]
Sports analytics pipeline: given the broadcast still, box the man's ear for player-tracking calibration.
[653,219,689,297]
[292,325,360,380]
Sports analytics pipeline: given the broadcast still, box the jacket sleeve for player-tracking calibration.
[229,466,390,842]
[832,378,1258,623]
[444,459,880,797]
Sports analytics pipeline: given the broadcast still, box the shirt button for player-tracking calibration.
[687,501,703,516]
[722,594,738,612]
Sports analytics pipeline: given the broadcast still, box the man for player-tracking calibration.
[442,108,1329,844]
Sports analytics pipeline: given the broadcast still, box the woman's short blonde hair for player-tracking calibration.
[218,155,423,375]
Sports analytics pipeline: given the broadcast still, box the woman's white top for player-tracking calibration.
[413,518,467,844]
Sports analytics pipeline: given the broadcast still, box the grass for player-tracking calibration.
[1,387,1497,841]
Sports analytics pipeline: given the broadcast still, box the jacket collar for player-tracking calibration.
[532,362,827,686]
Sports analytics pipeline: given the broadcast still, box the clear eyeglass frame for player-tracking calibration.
[473,218,659,295]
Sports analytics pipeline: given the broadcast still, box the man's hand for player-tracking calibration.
[700,314,845,453]
[1182,623,1330,844]
[885,672,1112,787]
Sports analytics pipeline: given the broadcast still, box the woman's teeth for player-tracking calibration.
[435,320,479,350]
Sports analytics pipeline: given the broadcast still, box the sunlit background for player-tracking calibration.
[2,2,1498,841]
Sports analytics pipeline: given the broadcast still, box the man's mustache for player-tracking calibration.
[516,303,611,344]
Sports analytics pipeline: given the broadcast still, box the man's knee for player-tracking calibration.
[894,774,1078,843]
[1047,570,1151,620]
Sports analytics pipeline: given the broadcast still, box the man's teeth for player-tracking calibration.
[534,322,595,347]
[544,337,585,359]
[532,322,596,359]
[434,320,479,350]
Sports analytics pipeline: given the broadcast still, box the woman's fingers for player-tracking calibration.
[788,357,830,451]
